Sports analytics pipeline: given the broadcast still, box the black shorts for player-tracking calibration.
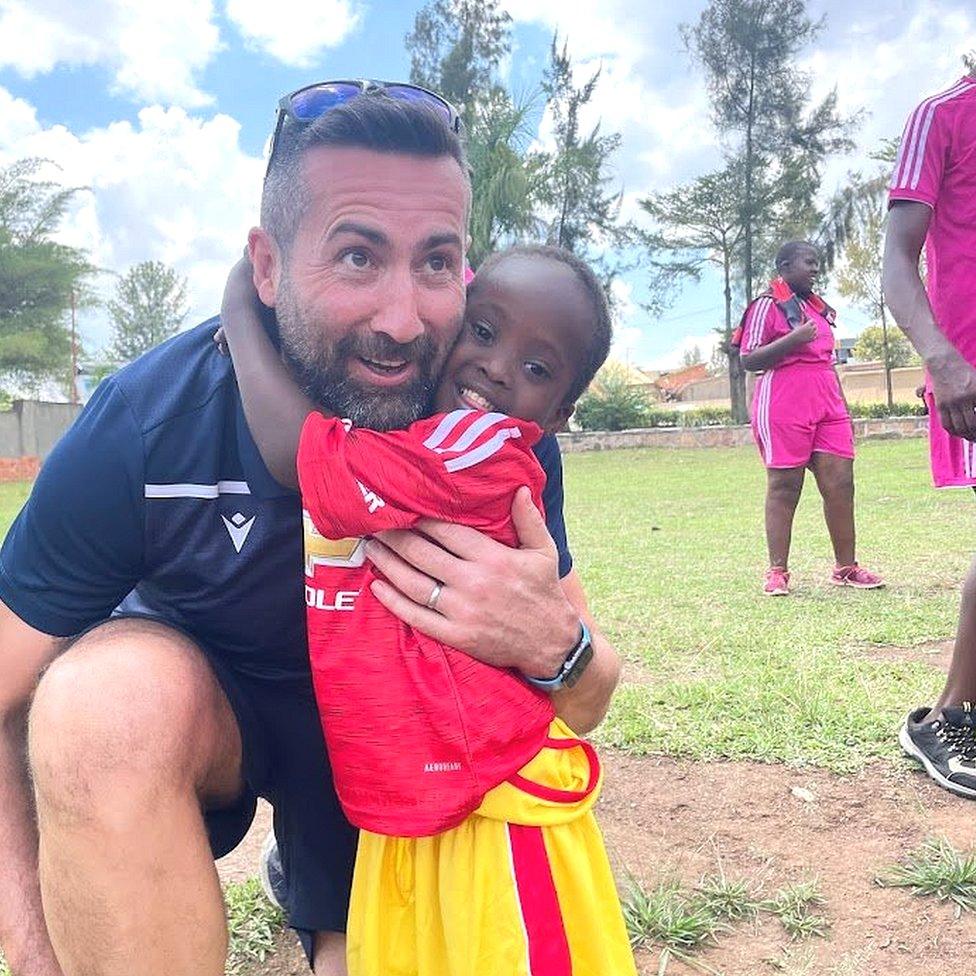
[206,654,357,939]
[102,612,357,944]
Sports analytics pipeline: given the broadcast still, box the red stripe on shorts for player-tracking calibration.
[507,824,572,975]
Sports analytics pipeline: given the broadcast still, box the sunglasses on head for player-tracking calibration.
[265,79,462,178]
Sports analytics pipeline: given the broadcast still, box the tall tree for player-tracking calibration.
[683,0,857,418]
[405,0,541,269]
[466,88,544,268]
[640,159,747,416]
[405,0,512,119]
[835,173,902,407]
[538,36,628,259]
[0,158,96,395]
[108,260,188,364]
[964,50,976,74]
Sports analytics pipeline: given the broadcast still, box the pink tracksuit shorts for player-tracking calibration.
[924,388,976,488]
[751,365,854,469]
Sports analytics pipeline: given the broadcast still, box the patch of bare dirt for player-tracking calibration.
[859,638,953,670]
[600,751,976,975]
[218,639,976,976]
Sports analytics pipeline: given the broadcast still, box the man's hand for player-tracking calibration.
[366,486,579,679]
[928,349,976,441]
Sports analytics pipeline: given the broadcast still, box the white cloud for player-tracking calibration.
[505,2,719,194]
[0,0,221,107]
[224,0,362,67]
[805,1,976,193]
[0,89,264,349]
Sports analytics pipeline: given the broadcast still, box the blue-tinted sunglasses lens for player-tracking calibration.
[382,84,454,125]
[290,82,363,120]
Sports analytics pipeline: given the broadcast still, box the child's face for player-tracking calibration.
[434,255,593,431]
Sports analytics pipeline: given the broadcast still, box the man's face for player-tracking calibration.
[260,146,469,430]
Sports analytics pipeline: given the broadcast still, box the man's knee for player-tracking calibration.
[28,619,241,812]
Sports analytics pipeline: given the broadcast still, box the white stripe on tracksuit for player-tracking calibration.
[891,80,976,192]
[743,297,773,353]
[754,372,774,465]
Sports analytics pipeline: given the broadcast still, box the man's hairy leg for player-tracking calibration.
[313,931,347,976]
[28,619,245,976]
[925,556,976,723]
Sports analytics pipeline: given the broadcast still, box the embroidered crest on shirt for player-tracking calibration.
[302,509,366,576]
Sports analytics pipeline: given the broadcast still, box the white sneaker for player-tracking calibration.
[257,830,287,911]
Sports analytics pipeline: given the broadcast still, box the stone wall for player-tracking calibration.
[557,415,928,453]
[0,401,81,460]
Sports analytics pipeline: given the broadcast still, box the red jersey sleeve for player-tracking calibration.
[739,296,787,354]
[889,91,953,208]
[297,410,546,545]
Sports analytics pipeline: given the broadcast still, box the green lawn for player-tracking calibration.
[565,438,972,771]
[0,481,32,538]
[0,440,964,781]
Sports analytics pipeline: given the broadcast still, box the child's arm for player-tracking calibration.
[219,257,319,490]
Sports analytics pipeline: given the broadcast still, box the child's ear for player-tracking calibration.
[248,227,280,307]
[544,402,575,434]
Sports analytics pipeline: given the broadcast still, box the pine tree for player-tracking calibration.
[682,0,857,419]
[0,158,96,394]
[108,261,188,364]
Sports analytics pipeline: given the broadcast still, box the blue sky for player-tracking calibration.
[0,0,973,369]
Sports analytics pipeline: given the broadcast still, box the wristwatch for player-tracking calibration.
[524,620,594,692]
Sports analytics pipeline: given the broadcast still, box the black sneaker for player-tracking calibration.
[258,830,288,912]
[900,704,976,798]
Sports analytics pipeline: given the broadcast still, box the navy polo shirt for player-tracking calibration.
[0,319,573,683]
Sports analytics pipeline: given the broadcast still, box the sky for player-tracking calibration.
[0,0,973,372]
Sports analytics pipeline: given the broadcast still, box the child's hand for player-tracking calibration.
[213,325,228,356]
[221,253,262,332]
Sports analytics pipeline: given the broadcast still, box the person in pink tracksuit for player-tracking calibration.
[737,241,884,596]
[885,73,976,798]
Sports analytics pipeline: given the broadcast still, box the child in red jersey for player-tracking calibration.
[219,245,636,975]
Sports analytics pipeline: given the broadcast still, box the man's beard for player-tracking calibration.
[276,277,444,431]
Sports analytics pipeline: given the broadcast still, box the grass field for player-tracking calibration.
[0,437,970,974]
[564,438,970,771]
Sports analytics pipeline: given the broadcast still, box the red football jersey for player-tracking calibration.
[297,409,556,836]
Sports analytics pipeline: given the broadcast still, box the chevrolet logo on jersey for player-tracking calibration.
[303,509,366,576]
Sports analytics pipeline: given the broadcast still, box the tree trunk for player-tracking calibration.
[723,249,748,423]
[880,289,894,412]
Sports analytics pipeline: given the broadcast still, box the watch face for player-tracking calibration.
[563,640,594,689]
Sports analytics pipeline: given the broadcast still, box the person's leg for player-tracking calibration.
[764,466,806,569]
[924,555,976,722]
[313,932,347,976]
[808,451,856,567]
[28,618,245,976]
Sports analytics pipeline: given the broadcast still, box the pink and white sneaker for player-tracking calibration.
[831,563,884,589]
[763,566,791,596]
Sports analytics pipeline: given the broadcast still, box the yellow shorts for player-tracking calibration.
[347,720,637,976]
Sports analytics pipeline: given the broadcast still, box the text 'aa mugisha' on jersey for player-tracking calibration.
[0,318,573,686]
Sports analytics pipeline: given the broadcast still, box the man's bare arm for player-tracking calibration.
[365,487,620,733]
[220,257,318,490]
[884,201,976,441]
[0,600,64,976]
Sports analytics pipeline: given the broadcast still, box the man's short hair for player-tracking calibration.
[261,94,470,253]
[775,240,818,270]
[476,245,613,405]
